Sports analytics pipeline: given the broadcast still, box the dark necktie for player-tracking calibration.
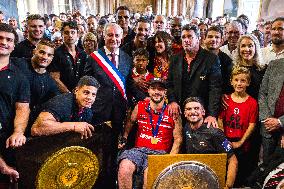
[111,53,116,67]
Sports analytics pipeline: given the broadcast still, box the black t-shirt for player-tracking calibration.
[183,123,234,158]
[48,44,88,91]
[0,63,30,135]
[41,93,93,123]
[12,58,60,110]
[10,39,36,58]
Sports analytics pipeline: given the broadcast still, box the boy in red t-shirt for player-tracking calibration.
[218,66,258,187]
[131,48,154,95]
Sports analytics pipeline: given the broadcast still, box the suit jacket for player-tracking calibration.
[259,58,284,136]
[84,48,145,123]
[167,48,222,117]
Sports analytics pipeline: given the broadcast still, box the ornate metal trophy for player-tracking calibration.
[148,154,227,189]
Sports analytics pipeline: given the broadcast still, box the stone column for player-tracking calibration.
[109,0,113,14]
[99,0,104,16]
[167,0,172,16]
[156,0,162,15]
[172,0,178,16]
[162,0,167,15]
[193,0,204,18]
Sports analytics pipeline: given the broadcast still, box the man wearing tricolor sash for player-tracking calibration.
[84,23,146,188]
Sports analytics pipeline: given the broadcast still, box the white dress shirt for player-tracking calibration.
[261,44,284,65]
[104,46,120,68]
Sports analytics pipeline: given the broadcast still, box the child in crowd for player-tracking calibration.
[218,66,258,187]
[131,48,154,96]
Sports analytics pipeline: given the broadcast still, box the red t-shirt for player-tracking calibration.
[219,95,258,139]
[135,100,175,152]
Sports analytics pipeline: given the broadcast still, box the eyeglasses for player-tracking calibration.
[117,16,129,20]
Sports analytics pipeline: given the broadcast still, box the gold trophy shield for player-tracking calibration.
[36,146,99,189]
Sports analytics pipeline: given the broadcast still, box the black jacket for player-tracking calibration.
[167,48,222,117]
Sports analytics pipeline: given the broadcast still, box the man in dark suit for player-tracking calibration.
[85,23,145,131]
[84,23,145,188]
[167,24,222,127]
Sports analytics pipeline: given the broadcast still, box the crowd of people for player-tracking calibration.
[0,4,284,189]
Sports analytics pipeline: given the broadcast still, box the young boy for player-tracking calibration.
[218,66,258,187]
[131,48,154,96]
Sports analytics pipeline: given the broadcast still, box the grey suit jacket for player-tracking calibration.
[259,58,284,136]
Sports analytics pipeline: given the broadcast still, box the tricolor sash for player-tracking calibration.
[90,49,127,100]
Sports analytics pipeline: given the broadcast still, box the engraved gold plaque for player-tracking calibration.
[36,146,99,189]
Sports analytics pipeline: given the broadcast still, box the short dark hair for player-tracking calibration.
[183,97,205,110]
[61,21,78,31]
[236,18,248,31]
[182,24,200,38]
[87,15,96,20]
[198,22,208,28]
[132,48,149,59]
[238,14,250,25]
[206,25,223,38]
[137,17,150,24]
[115,6,130,14]
[272,17,284,25]
[0,23,18,44]
[59,12,66,16]
[77,76,100,89]
[27,14,45,25]
[37,39,56,49]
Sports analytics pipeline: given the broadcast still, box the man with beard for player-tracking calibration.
[220,20,244,58]
[167,24,222,127]
[116,6,135,47]
[121,18,150,57]
[182,97,237,188]
[12,40,60,131]
[49,21,88,93]
[117,78,182,189]
[204,26,233,94]
[11,14,45,58]
[0,23,30,184]
[261,17,284,66]
[171,16,184,55]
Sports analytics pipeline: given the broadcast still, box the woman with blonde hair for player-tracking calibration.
[232,33,266,99]
[229,34,266,187]
[82,32,98,55]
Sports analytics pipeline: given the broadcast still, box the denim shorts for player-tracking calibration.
[118,147,166,174]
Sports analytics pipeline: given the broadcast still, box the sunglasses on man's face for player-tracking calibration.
[117,16,129,20]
